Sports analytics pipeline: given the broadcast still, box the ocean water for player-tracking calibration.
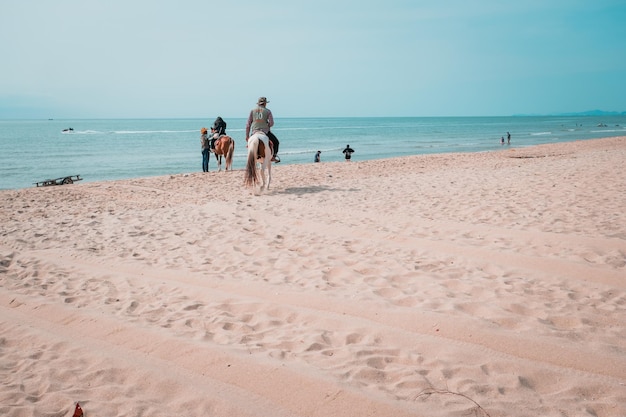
[1,116,624,190]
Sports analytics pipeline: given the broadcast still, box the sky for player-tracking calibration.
[1,0,625,119]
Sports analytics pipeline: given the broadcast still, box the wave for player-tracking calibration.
[113,129,197,134]
[275,125,393,131]
[590,129,625,133]
[275,147,344,156]
[62,130,102,134]
[64,129,199,135]
[530,132,552,136]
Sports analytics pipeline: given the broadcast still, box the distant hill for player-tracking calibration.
[558,110,626,116]
[514,110,626,117]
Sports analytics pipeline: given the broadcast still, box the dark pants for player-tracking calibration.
[267,131,279,155]
[202,149,210,172]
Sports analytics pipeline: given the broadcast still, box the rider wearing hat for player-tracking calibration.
[245,97,280,162]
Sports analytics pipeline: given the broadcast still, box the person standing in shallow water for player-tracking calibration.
[343,144,354,161]
[200,127,210,172]
[314,150,321,163]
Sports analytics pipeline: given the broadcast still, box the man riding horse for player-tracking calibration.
[245,97,280,162]
[211,116,227,151]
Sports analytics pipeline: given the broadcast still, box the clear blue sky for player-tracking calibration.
[1,0,625,119]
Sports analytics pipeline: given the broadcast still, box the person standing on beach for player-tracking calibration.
[211,116,227,151]
[343,144,355,161]
[314,150,321,163]
[246,97,280,162]
[200,127,210,172]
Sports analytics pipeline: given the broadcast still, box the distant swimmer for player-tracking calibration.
[343,144,355,161]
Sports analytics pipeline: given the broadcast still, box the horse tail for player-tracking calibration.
[244,137,258,187]
[226,137,234,170]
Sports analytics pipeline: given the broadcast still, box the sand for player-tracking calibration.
[1,137,625,417]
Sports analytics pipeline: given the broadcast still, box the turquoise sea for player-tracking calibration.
[1,116,625,190]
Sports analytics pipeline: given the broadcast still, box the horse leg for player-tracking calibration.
[259,160,266,190]
[259,136,271,190]
[214,153,219,172]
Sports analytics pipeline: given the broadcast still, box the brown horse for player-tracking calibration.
[212,135,235,171]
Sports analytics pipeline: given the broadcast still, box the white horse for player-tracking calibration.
[243,132,272,191]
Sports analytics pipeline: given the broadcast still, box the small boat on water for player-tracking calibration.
[62,127,74,132]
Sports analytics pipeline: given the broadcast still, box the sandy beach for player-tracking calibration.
[1,137,625,417]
